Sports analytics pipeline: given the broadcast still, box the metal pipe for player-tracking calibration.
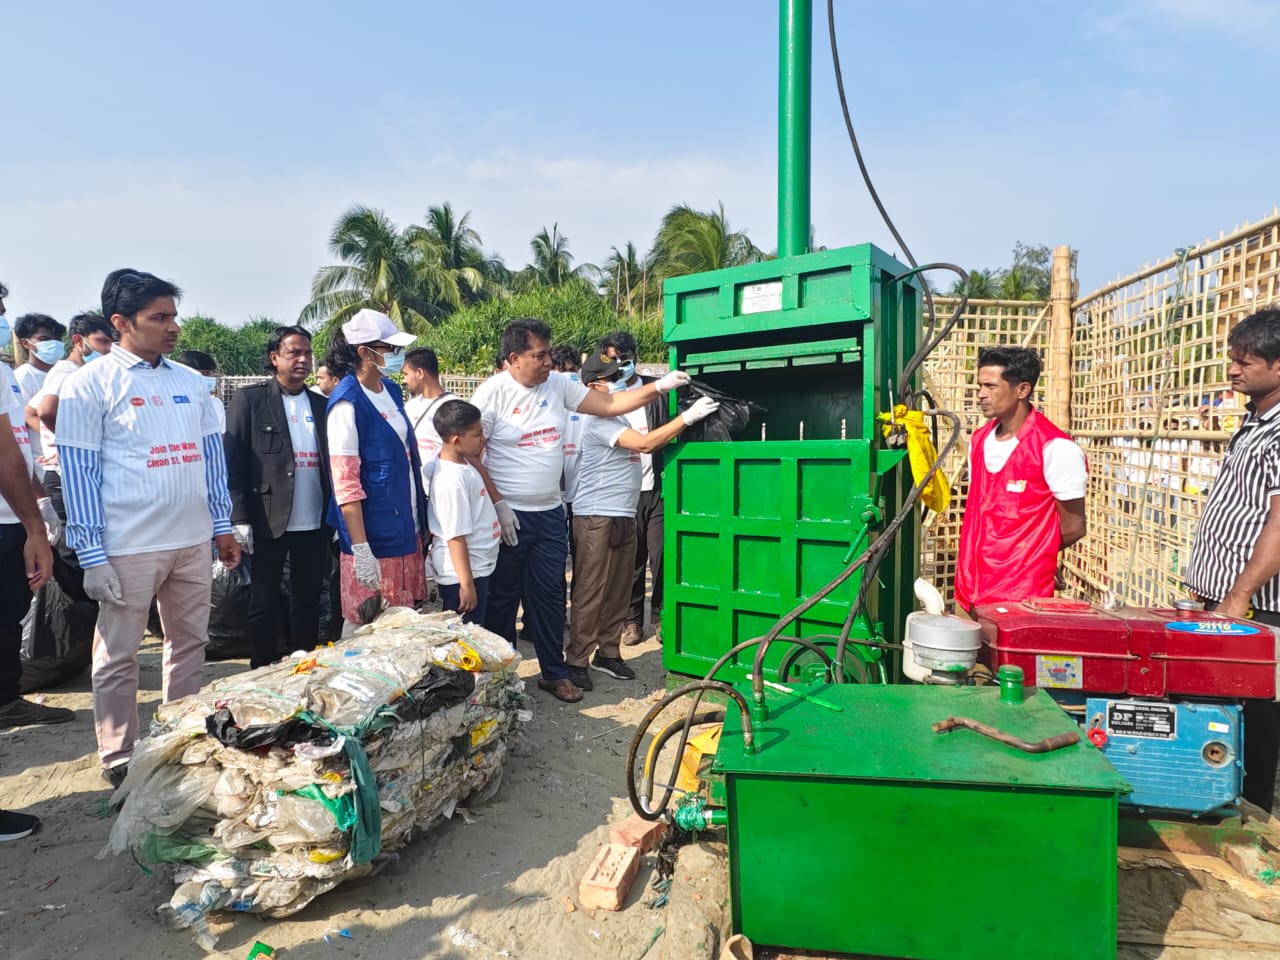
[932,716,1081,754]
[778,0,812,259]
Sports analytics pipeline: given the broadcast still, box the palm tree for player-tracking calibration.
[652,202,763,281]
[948,268,1000,299]
[300,205,468,334]
[517,223,582,289]
[599,242,653,316]
[415,203,500,303]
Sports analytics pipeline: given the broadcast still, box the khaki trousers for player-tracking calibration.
[567,515,636,667]
[92,543,212,766]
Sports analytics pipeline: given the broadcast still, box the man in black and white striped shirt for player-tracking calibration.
[1185,309,1280,622]
[1185,308,1280,810]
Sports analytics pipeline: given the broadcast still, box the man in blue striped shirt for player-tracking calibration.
[58,269,240,787]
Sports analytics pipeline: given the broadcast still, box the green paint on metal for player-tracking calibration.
[998,663,1026,703]
[778,0,811,258]
[715,683,1128,959]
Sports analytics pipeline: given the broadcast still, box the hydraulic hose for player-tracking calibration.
[627,682,753,821]
[641,710,726,787]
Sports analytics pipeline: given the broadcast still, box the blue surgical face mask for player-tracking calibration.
[606,377,627,394]
[82,348,103,364]
[379,350,405,375]
[202,375,218,394]
[618,360,636,381]
[33,340,66,364]
[0,318,9,345]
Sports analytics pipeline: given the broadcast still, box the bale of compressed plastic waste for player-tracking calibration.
[100,608,529,950]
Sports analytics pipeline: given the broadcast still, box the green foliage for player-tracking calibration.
[175,316,283,375]
[421,284,663,374]
[652,202,763,280]
[949,242,1054,301]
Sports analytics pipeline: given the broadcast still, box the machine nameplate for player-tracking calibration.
[740,281,783,314]
[1165,620,1259,636]
[1036,654,1082,689]
[1107,701,1176,740]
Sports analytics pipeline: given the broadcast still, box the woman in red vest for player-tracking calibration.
[955,346,1087,614]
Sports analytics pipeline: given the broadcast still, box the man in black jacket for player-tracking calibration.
[225,326,332,667]
[600,332,669,646]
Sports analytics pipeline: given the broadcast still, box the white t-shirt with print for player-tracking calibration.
[976,432,1088,501]
[27,358,81,472]
[404,391,457,466]
[327,383,418,527]
[562,409,585,505]
[0,365,35,525]
[281,390,323,532]
[427,458,501,585]
[471,370,590,512]
[574,414,642,518]
[623,378,655,492]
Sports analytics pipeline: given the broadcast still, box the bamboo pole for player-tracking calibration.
[1048,245,1074,427]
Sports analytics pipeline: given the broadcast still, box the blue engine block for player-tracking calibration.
[1085,698,1243,818]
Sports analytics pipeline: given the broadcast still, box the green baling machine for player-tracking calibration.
[631,3,1130,959]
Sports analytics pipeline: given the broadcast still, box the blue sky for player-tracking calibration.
[3,0,1278,326]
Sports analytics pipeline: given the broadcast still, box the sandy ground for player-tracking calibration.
[6,620,1280,960]
[0,626,677,960]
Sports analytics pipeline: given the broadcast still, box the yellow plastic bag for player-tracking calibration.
[878,404,950,513]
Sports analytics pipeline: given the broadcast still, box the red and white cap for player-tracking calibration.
[342,309,417,347]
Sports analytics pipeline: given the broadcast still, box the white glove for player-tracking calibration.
[654,370,692,394]
[37,498,61,547]
[351,542,382,591]
[494,500,520,547]
[84,562,126,606]
[681,397,720,426]
[232,523,254,555]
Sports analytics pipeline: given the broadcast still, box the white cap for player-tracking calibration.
[342,308,417,347]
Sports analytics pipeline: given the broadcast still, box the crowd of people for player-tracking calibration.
[0,269,709,842]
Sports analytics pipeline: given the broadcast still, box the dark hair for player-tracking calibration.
[266,325,313,372]
[69,312,115,340]
[977,345,1042,391]
[1228,309,1280,364]
[101,268,182,322]
[14,313,66,341]
[550,345,581,371]
[600,330,637,358]
[0,282,8,299]
[174,350,217,374]
[324,328,365,379]
[500,318,552,363]
[493,349,506,372]
[404,347,440,377]
[433,398,482,443]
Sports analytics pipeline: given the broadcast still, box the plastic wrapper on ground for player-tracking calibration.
[100,608,527,940]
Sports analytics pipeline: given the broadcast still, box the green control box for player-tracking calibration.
[662,244,922,681]
[714,683,1130,960]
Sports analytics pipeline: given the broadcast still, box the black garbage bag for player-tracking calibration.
[205,706,333,749]
[676,379,768,443]
[19,562,96,692]
[207,558,254,660]
[400,666,476,721]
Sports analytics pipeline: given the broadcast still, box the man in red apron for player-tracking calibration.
[954,347,1087,614]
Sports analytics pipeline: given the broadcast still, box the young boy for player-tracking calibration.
[427,400,501,623]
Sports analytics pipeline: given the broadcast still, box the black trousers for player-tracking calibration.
[247,528,330,668]
[628,487,664,628]
[0,524,33,705]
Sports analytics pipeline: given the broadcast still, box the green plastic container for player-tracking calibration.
[713,682,1130,960]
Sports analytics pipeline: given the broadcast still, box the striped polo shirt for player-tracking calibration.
[1185,402,1280,611]
[56,344,232,564]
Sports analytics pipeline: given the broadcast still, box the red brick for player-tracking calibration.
[609,813,668,853]
[578,842,641,911]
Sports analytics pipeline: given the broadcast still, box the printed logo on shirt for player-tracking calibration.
[294,451,321,469]
[146,441,202,469]
[173,395,191,404]
[512,406,522,415]
[537,399,548,408]
[130,397,146,407]
[1006,479,1027,493]
[150,395,164,406]
[305,415,313,423]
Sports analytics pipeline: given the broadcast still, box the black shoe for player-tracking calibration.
[0,697,74,729]
[566,665,594,692]
[0,810,41,842]
[590,654,636,681]
[104,763,129,790]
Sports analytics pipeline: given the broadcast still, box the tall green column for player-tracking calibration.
[778,0,812,259]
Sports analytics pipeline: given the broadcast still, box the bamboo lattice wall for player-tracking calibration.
[920,211,1280,609]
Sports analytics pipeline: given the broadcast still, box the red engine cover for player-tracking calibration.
[975,598,1279,699]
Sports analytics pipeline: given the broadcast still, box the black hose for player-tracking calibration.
[641,710,726,786]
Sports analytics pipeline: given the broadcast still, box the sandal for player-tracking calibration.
[538,678,583,703]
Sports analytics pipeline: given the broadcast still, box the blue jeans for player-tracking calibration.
[438,576,490,625]
[483,505,568,681]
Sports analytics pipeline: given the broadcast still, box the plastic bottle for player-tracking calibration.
[161,880,231,951]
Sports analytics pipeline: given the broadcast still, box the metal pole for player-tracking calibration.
[778,0,811,259]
